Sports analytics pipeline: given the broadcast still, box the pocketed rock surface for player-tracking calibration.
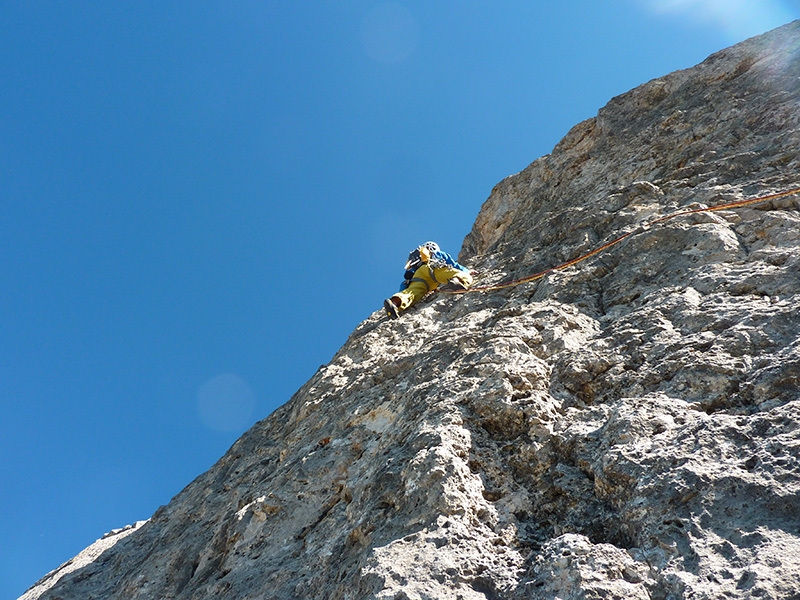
[22,21,800,600]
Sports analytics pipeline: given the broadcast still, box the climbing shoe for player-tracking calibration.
[439,278,468,292]
[384,298,400,319]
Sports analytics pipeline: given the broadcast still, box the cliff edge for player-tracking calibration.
[22,21,800,600]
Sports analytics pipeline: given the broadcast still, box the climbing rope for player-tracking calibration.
[443,185,800,294]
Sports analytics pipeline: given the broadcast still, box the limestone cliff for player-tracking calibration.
[22,22,800,600]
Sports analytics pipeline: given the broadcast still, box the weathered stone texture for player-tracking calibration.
[22,21,800,600]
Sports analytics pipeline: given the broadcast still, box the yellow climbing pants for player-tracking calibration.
[391,265,473,311]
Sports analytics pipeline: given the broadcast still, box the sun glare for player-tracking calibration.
[642,0,797,41]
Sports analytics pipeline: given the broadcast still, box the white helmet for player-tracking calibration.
[423,241,439,254]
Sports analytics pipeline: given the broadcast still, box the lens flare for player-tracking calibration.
[361,2,419,64]
[197,373,256,433]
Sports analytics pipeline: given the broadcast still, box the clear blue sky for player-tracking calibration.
[2,1,798,597]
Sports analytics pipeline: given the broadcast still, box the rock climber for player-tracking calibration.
[383,241,473,319]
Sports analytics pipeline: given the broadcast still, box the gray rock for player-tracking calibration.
[21,20,800,600]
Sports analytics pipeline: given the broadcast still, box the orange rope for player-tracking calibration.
[445,185,800,294]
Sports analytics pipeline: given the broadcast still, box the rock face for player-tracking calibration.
[23,21,800,600]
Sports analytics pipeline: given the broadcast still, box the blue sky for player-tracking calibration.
[2,1,798,597]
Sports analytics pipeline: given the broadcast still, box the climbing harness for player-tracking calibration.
[442,185,800,294]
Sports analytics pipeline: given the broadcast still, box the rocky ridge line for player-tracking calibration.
[22,21,800,600]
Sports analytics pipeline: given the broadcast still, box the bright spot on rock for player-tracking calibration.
[361,2,419,64]
[197,374,256,432]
